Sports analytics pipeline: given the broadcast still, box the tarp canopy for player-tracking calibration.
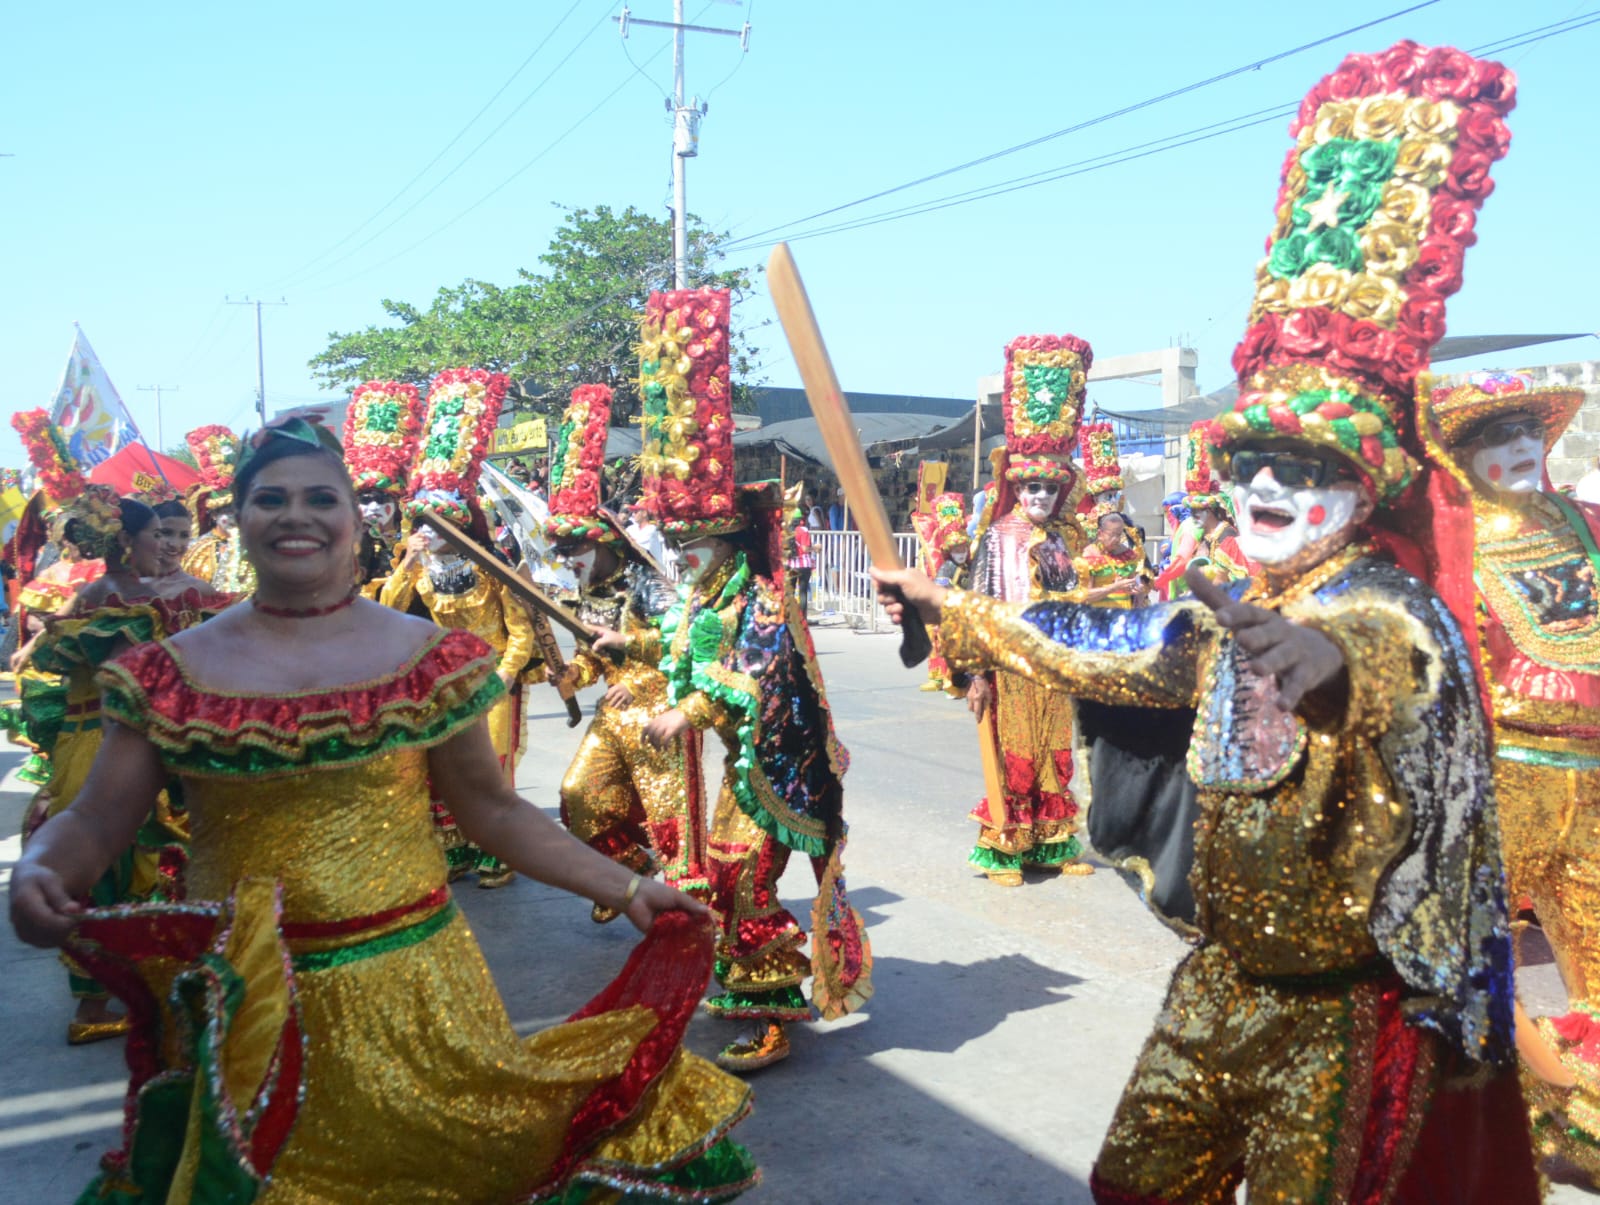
[87,444,202,493]
[731,412,955,470]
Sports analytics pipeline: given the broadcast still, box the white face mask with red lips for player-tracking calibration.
[1018,482,1061,525]
[1234,468,1365,569]
[1467,424,1545,498]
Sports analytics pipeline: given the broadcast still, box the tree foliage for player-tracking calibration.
[309,205,761,421]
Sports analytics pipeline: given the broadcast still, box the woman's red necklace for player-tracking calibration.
[251,590,359,619]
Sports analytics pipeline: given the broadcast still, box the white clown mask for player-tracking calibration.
[567,546,601,590]
[1232,453,1368,569]
[1466,413,1545,497]
[359,497,397,531]
[676,537,728,587]
[1018,482,1061,525]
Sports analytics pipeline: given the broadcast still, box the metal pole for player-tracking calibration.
[672,0,687,289]
[972,399,982,490]
[137,384,177,450]
[255,300,266,423]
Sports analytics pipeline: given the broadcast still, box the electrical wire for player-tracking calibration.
[720,11,1600,254]
[702,0,753,100]
[724,0,1441,250]
[301,2,720,294]
[280,5,615,292]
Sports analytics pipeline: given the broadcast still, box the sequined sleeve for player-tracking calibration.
[496,587,535,680]
[938,588,1205,709]
[1287,588,1440,741]
[377,560,420,612]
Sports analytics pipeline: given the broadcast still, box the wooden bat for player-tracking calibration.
[766,243,932,667]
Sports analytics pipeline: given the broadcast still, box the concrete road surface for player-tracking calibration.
[0,623,1591,1201]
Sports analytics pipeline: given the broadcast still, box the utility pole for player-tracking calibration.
[618,3,749,288]
[136,384,178,451]
[226,297,287,423]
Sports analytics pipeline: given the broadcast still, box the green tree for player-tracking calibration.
[309,205,762,421]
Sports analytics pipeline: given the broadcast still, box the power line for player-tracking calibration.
[300,2,720,295]
[720,11,1600,254]
[725,1,1441,250]
[259,0,602,291]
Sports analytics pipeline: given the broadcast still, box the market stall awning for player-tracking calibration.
[732,412,955,471]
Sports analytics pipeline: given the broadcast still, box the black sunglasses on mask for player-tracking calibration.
[1474,417,1543,448]
[1227,448,1350,491]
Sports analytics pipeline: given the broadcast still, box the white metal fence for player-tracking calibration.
[805,530,920,631]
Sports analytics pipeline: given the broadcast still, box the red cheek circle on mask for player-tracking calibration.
[1307,505,1326,525]
[1488,464,1504,482]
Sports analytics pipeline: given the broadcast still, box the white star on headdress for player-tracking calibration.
[1303,188,1348,232]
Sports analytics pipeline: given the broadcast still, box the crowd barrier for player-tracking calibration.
[806,529,920,631]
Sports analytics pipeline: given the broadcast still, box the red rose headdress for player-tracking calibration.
[343,381,423,496]
[1076,421,1125,520]
[1183,421,1232,518]
[636,288,743,538]
[402,368,509,526]
[545,383,619,544]
[11,409,85,513]
[1000,334,1092,485]
[1210,40,1516,507]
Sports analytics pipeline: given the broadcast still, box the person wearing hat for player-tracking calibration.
[960,333,1096,886]
[589,288,871,1072]
[911,490,971,692]
[1074,423,1150,608]
[342,380,423,595]
[543,384,704,921]
[1151,488,1199,600]
[180,425,255,593]
[380,368,539,890]
[874,41,1537,1200]
[1423,370,1600,1169]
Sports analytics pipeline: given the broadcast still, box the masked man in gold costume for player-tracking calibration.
[546,384,707,920]
[878,40,1540,1201]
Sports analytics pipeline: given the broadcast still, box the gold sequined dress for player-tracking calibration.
[66,629,757,1204]
[939,547,1535,1202]
[559,564,708,892]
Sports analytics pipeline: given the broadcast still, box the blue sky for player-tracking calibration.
[2,1,1595,467]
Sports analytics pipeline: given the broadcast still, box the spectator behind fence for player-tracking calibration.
[787,518,814,613]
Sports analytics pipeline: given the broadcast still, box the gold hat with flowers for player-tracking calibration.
[1076,420,1124,521]
[636,288,742,538]
[185,425,241,525]
[1422,370,1585,457]
[1184,420,1232,517]
[546,384,619,544]
[1000,334,1092,484]
[1209,40,1516,505]
[911,491,971,565]
[402,368,509,526]
[343,381,423,496]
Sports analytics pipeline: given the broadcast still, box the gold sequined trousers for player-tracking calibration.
[970,672,1080,855]
[708,776,809,997]
[1093,944,1436,1204]
[1496,755,1600,1000]
[560,675,706,890]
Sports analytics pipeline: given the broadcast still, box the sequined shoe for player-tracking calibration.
[715,1022,790,1073]
[67,1016,130,1046]
[985,869,1023,888]
[476,867,515,889]
[591,902,622,924]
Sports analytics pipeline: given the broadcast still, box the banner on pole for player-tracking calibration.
[50,328,140,467]
[915,460,948,513]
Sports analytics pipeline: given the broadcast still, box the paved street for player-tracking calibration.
[1,623,1592,1202]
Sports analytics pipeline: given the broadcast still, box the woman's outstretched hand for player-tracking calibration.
[870,567,947,627]
[9,863,84,948]
[625,878,711,933]
[1185,563,1344,713]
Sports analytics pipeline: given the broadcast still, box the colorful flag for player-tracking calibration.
[50,327,141,467]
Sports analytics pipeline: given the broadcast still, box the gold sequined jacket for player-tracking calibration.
[940,547,1515,1065]
[566,564,676,695]
[379,561,540,683]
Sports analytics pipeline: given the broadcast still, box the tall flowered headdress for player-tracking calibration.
[343,381,423,496]
[545,383,618,544]
[402,367,509,526]
[11,409,85,513]
[1184,421,1232,517]
[186,424,241,528]
[911,491,971,575]
[1076,420,1125,520]
[637,288,742,538]
[59,483,127,561]
[1209,40,1516,506]
[1000,333,1092,484]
